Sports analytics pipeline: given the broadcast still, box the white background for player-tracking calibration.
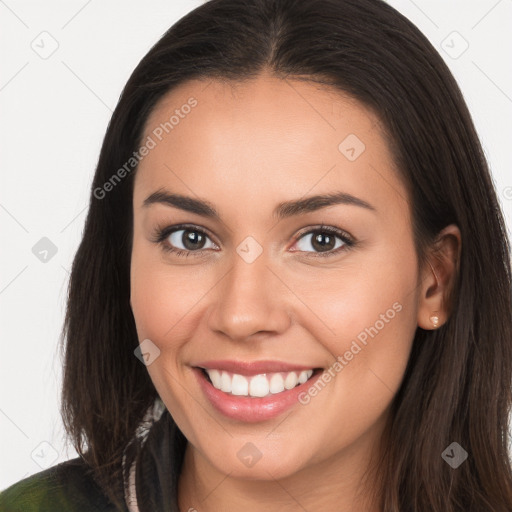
[1,0,511,489]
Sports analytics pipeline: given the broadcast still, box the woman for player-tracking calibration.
[1,0,511,510]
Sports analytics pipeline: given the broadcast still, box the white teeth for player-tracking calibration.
[249,374,270,397]
[269,373,285,394]
[284,372,298,390]
[298,370,309,384]
[231,374,249,396]
[220,371,232,393]
[204,369,315,398]
[209,369,222,389]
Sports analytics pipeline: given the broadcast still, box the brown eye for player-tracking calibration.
[166,228,215,252]
[310,231,337,252]
[292,226,354,257]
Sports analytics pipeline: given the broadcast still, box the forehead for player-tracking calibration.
[143,73,384,152]
[134,73,408,224]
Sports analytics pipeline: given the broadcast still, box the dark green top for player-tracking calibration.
[0,457,125,512]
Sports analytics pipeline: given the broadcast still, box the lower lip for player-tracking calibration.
[193,367,322,423]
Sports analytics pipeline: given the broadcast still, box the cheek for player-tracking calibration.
[129,247,207,428]
[130,242,208,343]
[297,242,419,395]
[286,252,419,460]
[292,250,416,340]
[322,270,416,354]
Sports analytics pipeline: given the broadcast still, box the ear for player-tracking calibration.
[417,224,461,330]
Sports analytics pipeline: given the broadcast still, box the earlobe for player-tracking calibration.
[417,224,461,330]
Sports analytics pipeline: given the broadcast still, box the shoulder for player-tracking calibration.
[0,457,123,512]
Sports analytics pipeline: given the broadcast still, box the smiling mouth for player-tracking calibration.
[199,367,322,398]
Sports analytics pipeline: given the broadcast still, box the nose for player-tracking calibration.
[206,248,291,342]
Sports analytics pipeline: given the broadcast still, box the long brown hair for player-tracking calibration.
[60,0,512,510]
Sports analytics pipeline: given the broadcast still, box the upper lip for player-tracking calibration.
[194,360,320,376]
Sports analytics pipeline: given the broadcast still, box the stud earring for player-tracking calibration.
[429,314,439,328]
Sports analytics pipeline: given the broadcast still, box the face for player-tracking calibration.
[130,71,421,484]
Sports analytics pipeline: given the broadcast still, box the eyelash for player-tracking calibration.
[151,223,355,259]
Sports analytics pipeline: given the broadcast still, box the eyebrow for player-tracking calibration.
[143,188,376,220]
